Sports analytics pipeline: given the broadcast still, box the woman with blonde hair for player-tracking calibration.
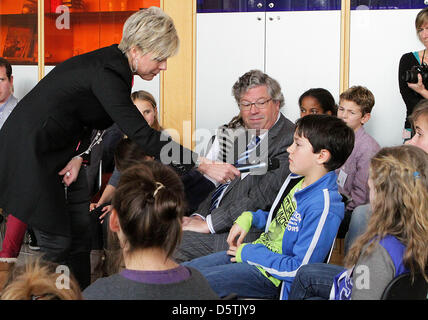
[0,7,239,290]
[399,7,428,136]
[289,145,428,300]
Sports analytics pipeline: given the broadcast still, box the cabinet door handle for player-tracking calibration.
[257,2,263,9]
[257,17,262,21]
[268,2,275,8]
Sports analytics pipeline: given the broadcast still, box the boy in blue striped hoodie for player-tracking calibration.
[184,114,355,299]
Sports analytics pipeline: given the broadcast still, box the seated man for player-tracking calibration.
[174,70,295,262]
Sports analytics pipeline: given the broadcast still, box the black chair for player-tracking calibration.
[381,272,428,300]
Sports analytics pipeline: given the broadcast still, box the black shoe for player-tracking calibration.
[27,229,40,251]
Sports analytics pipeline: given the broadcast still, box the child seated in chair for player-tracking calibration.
[335,86,380,237]
[83,161,219,300]
[184,114,354,300]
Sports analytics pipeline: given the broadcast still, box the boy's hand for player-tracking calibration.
[227,223,248,249]
[227,245,238,262]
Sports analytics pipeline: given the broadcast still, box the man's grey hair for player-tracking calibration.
[232,70,284,109]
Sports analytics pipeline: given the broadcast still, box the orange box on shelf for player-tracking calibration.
[141,0,160,8]
[0,0,26,15]
[100,0,129,12]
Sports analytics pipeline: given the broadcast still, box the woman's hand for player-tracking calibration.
[196,156,241,184]
[407,73,428,97]
[58,156,83,186]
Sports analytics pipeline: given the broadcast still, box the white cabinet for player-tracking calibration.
[195,9,341,132]
[265,10,341,122]
[196,12,265,133]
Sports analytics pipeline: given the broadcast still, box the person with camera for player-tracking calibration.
[399,7,428,140]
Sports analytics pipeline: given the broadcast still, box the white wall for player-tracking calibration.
[349,9,421,147]
[265,10,341,123]
[196,12,265,133]
[12,66,39,101]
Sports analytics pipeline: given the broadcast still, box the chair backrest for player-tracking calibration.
[381,272,428,300]
[324,235,337,264]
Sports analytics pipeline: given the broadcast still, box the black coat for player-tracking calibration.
[399,52,424,128]
[0,44,195,236]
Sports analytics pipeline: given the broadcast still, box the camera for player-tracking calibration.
[402,64,428,87]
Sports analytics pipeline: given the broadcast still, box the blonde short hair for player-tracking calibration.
[118,7,179,61]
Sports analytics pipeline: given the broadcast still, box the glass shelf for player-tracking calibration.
[0,0,160,65]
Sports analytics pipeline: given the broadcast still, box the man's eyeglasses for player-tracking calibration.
[239,98,272,111]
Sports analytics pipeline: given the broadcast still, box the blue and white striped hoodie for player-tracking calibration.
[236,171,344,300]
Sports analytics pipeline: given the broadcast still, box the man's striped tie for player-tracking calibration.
[208,135,261,213]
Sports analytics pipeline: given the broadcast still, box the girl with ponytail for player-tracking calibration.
[83,160,218,300]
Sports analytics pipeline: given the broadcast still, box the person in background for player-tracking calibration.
[335,85,380,238]
[407,98,428,152]
[92,89,217,218]
[289,145,428,300]
[90,90,163,216]
[344,98,428,254]
[0,57,17,130]
[0,58,39,253]
[83,162,219,300]
[298,87,337,118]
[399,6,428,139]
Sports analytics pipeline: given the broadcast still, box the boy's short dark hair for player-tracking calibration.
[339,85,375,115]
[295,114,354,172]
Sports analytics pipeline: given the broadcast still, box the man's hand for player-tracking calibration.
[182,216,210,233]
[196,156,241,184]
